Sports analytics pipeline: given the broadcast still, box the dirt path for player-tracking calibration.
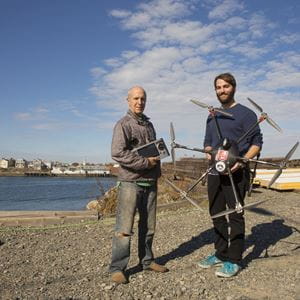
[0,187,299,299]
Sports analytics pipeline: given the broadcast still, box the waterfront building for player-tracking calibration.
[0,158,16,169]
[32,159,48,171]
[15,158,28,169]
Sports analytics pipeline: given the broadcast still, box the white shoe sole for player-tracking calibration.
[197,261,222,269]
[215,269,240,277]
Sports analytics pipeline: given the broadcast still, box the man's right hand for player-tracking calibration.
[147,156,160,168]
[205,146,213,161]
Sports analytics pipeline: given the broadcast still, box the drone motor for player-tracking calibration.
[212,138,239,174]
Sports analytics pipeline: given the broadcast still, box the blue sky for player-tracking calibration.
[1,0,299,163]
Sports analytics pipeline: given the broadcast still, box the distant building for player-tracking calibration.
[83,164,110,176]
[15,158,28,169]
[51,167,65,175]
[32,159,48,171]
[0,159,9,169]
[86,169,110,176]
[64,168,86,175]
[44,161,53,169]
[0,158,16,169]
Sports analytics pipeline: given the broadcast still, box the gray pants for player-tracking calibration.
[109,181,157,273]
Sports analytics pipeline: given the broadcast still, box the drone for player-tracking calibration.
[166,97,299,218]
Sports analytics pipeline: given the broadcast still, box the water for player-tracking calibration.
[0,176,117,211]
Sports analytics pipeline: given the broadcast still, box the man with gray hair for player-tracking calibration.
[109,86,168,284]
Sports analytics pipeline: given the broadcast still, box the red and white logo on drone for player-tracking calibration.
[216,149,228,161]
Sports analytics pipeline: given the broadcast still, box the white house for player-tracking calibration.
[0,159,9,169]
[0,158,15,169]
[15,158,28,169]
[32,159,48,171]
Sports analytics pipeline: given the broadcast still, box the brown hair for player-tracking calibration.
[214,73,236,89]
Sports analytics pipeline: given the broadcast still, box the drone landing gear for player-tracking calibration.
[209,167,245,219]
[227,167,243,214]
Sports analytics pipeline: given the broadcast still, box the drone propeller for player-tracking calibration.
[190,99,233,117]
[169,122,207,154]
[267,141,299,188]
[170,122,175,142]
[247,97,282,133]
[170,122,176,175]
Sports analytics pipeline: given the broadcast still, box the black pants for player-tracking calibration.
[207,168,249,264]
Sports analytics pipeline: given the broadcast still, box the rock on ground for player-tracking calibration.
[1,187,300,300]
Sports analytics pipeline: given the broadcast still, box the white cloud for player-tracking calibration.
[138,0,190,19]
[109,9,131,18]
[278,33,300,44]
[15,112,32,121]
[14,107,49,121]
[248,13,276,39]
[90,67,107,79]
[162,21,213,46]
[208,0,244,20]
[121,50,140,59]
[103,58,123,68]
[257,52,300,90]
[114,0,191,30]
[230,42,270,59]
[90,0,300,158]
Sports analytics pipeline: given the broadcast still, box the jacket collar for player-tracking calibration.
[127,110,150,125]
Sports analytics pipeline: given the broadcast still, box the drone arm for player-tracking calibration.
[212,115,223,141]
[236,120,262,144]
[252,152,260,177]
[211,198,269,219]
[164,178,203,211]
[185,166,214,195]
[174,143,207,153]
[233,145,261,170]
[238,157,280,168]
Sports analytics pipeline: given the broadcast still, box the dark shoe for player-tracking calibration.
[145,262,169,273]
[111,271,128,284]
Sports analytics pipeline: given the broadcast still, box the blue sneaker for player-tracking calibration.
[197,254,222,269]
[215,261,241,277]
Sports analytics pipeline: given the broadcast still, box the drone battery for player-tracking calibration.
[132,138,170,160]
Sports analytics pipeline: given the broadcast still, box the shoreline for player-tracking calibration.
[0,172,116,177]
[0,199,200,227]
[0,210,98,227]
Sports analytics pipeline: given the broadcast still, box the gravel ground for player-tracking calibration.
[0,187,299,300]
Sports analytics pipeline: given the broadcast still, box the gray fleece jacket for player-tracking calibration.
[111,110,161,181]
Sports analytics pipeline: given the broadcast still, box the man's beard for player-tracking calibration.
[217,90,235,105]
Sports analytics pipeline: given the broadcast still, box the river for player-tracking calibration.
[0,176,117,211]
